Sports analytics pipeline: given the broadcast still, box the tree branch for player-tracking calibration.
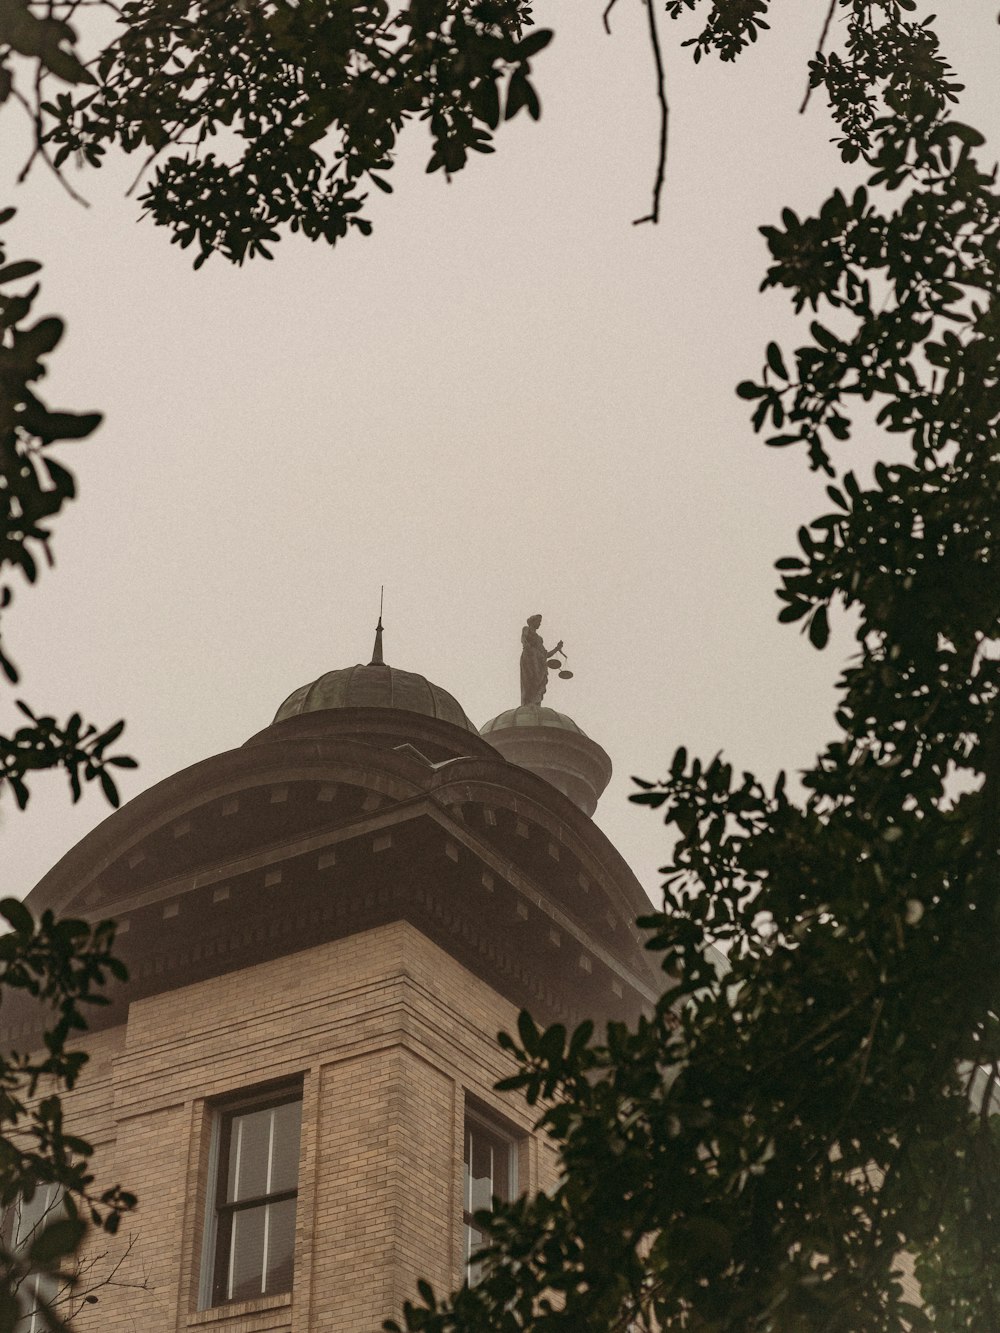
[10,86,91,207]
[824,995,884,1158]
[633,0,667,226]
[799,0,837,115]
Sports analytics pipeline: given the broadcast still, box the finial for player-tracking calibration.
[519,614,573,706]
[370,587,385,665]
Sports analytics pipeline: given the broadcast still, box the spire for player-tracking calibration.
[370,587,385,665]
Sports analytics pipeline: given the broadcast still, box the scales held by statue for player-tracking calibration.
[547,648,573,680]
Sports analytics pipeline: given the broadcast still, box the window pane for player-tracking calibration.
[268,1101,302,1195]
[6,1187,63,1333]
[465,1222,486,1286]
[463,1113,517,1287]
[226,1106,272,1204]
[468,1132,493,1213]
[228,1204,266,1302]
[210,1091,302,1307]
[465,1122,511,1213]
[18,1273,57,1333]
[264,1197,297,1294]
[8,1185,62,1249]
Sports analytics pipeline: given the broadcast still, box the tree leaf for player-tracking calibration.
[28,1216,86,1266]
[0,898,34,935]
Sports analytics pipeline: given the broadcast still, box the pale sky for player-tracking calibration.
[2,5,997,906]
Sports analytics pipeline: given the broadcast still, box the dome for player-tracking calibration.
[480,704,586,737]
[479,704,611,817]
[274,662,476,733]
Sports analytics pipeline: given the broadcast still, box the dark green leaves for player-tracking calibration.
[0,260,41,284]
[27,1216,86,1266]
[667,0,770,63]
[516,29,552,59]
[0,0,95,88]
[389,10,1000,1333]
[0,210,131,812]
[0,702,134,811]
[807,602,829,649]
[42,1,552,265]
[0,907,133,1315]
[0,898,33,935]
[31,410,102,444]
[517,1009,539,1052]
[766,340,788,379]
[505,70,540,121]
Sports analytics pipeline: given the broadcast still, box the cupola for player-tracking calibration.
[273,616,476,734]
[479,617,612,817]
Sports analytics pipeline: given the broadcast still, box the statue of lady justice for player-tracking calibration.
[520,614,564,706]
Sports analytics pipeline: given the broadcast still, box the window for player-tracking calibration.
[463,1110,516,1284]
[3,1184,65,1332]
[205,1088,302,1307]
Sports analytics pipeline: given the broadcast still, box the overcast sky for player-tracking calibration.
[1,5,997,906]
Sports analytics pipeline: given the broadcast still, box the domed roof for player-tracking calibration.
[274,662,476,733]
[480,704,586,737]
[479,704,611,817]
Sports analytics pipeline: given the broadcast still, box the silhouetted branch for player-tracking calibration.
[5,1199,150,1331]
[602,0,620,35]
[10,86,90,206]
[65,1232,152,1316]
[800,0,837,114]
[124,146,165,198]
[633,0,667,225]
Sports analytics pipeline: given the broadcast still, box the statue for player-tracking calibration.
[520,614,566,706]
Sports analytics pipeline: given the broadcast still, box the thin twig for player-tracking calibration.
[35,146,91,207]
[125,144,168,197]
[602,0,620,35]
[66,1233,152,1314]
[15,140,42,186]
[633,0,667,226]
[824,995,884,1159]
[755,994,869,1078]
[799,0,837,114]
[9,87,91,206]
[16,25,47,186]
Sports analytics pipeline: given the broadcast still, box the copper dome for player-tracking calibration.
[480,704,586,736]
[274,662,476,733]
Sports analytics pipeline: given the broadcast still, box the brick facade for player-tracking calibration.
[66,922,558,1333]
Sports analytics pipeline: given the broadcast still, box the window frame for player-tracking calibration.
[2,1183,67,1333]
[462,1105,518,1283]
[199,1083,303,1310]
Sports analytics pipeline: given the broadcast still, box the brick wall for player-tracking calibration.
[59,920,556,1333]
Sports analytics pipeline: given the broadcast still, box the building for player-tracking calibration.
[9,626,660,1331]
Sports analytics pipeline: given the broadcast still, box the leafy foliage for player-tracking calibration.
[0,211,136,811]
[0,15,139,1328]
[43,0,551,267]
[0,0,94,94]
[1,0,997,1328]
[384,7,1000,1332]
[0,898,134,1332]
[662,2,967,206]
[0,21,137,1318]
